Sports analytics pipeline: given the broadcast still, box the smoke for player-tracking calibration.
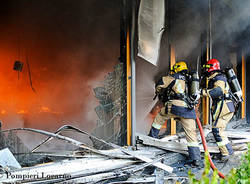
[211,0,250,63]
[212,1,250,42]
[0,0,119,133]
[171,0,207,66]
[172,0,250,66]
[136,0,250,134]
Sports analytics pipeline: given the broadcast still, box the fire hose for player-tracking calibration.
[196,116,225,179]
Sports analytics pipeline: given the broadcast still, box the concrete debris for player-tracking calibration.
[0,123,248,183]
[0,129,30,164]
[0,148,21,169]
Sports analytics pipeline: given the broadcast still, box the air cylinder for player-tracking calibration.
[225,68,243,102]
[190,71,200,101]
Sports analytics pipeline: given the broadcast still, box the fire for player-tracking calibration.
[149,105,161,119]
[0,107,61,115]
[39,106,61,114]
[0,31,114,131]
[40,106,50,112]
[17,110,28,114]
[1,110,6,115]
[149,102,167,128]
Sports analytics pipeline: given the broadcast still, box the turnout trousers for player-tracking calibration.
[212,112,234,156]
[151,105,201,161]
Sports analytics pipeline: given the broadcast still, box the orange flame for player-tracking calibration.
[149,103,167,128]
[17,110,28,114]
[39,106,61,114]
[1,110,6,115]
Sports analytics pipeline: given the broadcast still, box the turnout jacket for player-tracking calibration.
[155,72,196,119]
[206,72,235,121]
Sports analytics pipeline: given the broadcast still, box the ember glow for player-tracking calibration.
[39,106,61,114]
[17,110,28,115]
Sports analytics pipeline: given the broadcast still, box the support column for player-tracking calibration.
[126,27,132,145]
[203,0,212,125]
[241,51,246,119]
[130,0,136,146]
[125,0,136,146]
[202,44,211,125]
[170,45,176,135]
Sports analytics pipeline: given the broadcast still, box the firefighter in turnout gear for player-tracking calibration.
[148,61,201,167]
[202,59,235,161]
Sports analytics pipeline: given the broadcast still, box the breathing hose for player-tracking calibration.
[196,116,225,179]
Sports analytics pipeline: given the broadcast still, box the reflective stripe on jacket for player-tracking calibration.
[207,72,235,119]
[155,73,196,119]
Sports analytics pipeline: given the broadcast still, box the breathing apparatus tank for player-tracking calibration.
[189,71,200,103]
[225,68,243,103]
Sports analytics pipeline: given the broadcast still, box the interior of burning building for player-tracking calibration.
[0,2,250,182]
[0,1,120,132]
[0,0,249,150]
[135,0,250,138]
[0,0,123,151]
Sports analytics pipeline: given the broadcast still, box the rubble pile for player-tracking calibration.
[0,122,249,184]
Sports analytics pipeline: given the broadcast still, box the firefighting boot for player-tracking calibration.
[148,127,160,138]
[218,143,233,162]
[220,143,234,162]
[185,146,202,167]
[225,143,234,155]
[218,145,230,162]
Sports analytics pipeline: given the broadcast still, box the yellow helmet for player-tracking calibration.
[172,61,188,73]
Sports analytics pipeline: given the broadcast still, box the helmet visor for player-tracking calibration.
[202,64,213,71]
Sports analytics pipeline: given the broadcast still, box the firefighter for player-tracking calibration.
[202,58,235,161]
[148,61,201,167]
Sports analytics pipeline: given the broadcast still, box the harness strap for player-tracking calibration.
[213,77,227,126]
[213,99,224,127]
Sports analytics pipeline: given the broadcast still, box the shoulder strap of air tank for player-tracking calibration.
[209,72,222,86]
[213,99,224,127]
[171,72,186,81]
[213,71,226,126]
